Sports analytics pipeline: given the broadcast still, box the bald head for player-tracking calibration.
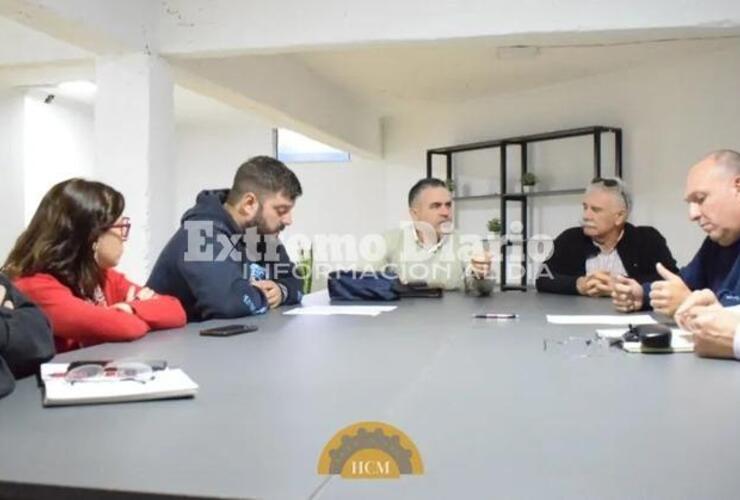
[708,149,740,176]
[686,150,740,191]
[685,149,740,246]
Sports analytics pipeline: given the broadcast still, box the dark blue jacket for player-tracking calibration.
[677,237,740,306]
[1,274,55,399]
[147,190,303,321]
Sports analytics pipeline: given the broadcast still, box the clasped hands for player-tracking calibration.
[674,289,739,358]
[578,263,691,317]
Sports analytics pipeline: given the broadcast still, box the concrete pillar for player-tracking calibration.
[94,53,174,283]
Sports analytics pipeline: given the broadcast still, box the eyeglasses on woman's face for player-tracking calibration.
[107,217,131,241]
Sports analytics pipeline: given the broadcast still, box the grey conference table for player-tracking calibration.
[2,290,740,500]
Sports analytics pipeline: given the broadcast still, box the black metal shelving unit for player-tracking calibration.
[426,125,623,291]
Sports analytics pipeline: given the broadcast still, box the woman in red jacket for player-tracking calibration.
[2,178,186,353]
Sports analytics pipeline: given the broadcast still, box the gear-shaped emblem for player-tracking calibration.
[328,427,413,474]
[317,421,424,478]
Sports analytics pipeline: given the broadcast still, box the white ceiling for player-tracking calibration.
[289,36,740,111]
[173,85,267,125]
[2,0,740,156]
[0,16,89,65]
[2,13,740,124]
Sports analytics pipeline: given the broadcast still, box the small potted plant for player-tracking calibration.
[445,178,456,193]
[295,245,313,295]
[521,172,537,193]
[487,217,502,235]
[483,217,502,251]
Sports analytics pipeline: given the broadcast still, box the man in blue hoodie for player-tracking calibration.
[613,150,740,316]
[148,156,303,321]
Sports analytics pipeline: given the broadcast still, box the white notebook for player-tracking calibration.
[41,363,199,407]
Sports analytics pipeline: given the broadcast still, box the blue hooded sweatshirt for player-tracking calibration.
[147,190,303,321]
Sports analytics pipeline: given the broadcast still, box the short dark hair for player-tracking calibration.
[227,156,302,205]
[408,177,447,207]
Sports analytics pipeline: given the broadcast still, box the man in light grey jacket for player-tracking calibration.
[362,178,493,295]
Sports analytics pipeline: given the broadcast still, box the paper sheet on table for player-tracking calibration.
[547,314,657,325]
[284,305,397,317]
[596,327,695,353]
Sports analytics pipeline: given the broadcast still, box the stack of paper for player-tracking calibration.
[546,314,657,326]
[41,363,199,407]
[284,305,397,317]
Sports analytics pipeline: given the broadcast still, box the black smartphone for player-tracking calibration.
[199,324,258,337]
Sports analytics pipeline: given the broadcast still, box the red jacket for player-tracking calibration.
[14,269,187,353]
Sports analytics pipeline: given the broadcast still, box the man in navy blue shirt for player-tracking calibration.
[613,150,740,316]
[148,156,304,321]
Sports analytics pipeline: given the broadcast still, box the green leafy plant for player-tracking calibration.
[521,172,537,186]
[487,218,502,234]
[445,178,456,192]
[295,245,313,295]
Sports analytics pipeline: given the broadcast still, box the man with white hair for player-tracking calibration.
[614,150,740,317]
[536,177,678,296]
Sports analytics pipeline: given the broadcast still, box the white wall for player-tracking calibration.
[0,89,25,262]
[23,93,95,223]
[281,157,387,286]
[378,43,740,270]
[175,118,273,219]
[0,91,94,262]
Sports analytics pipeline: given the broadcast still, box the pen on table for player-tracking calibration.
[473,313,519,319]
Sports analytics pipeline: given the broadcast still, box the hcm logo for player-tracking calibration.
[317,421,424,479]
